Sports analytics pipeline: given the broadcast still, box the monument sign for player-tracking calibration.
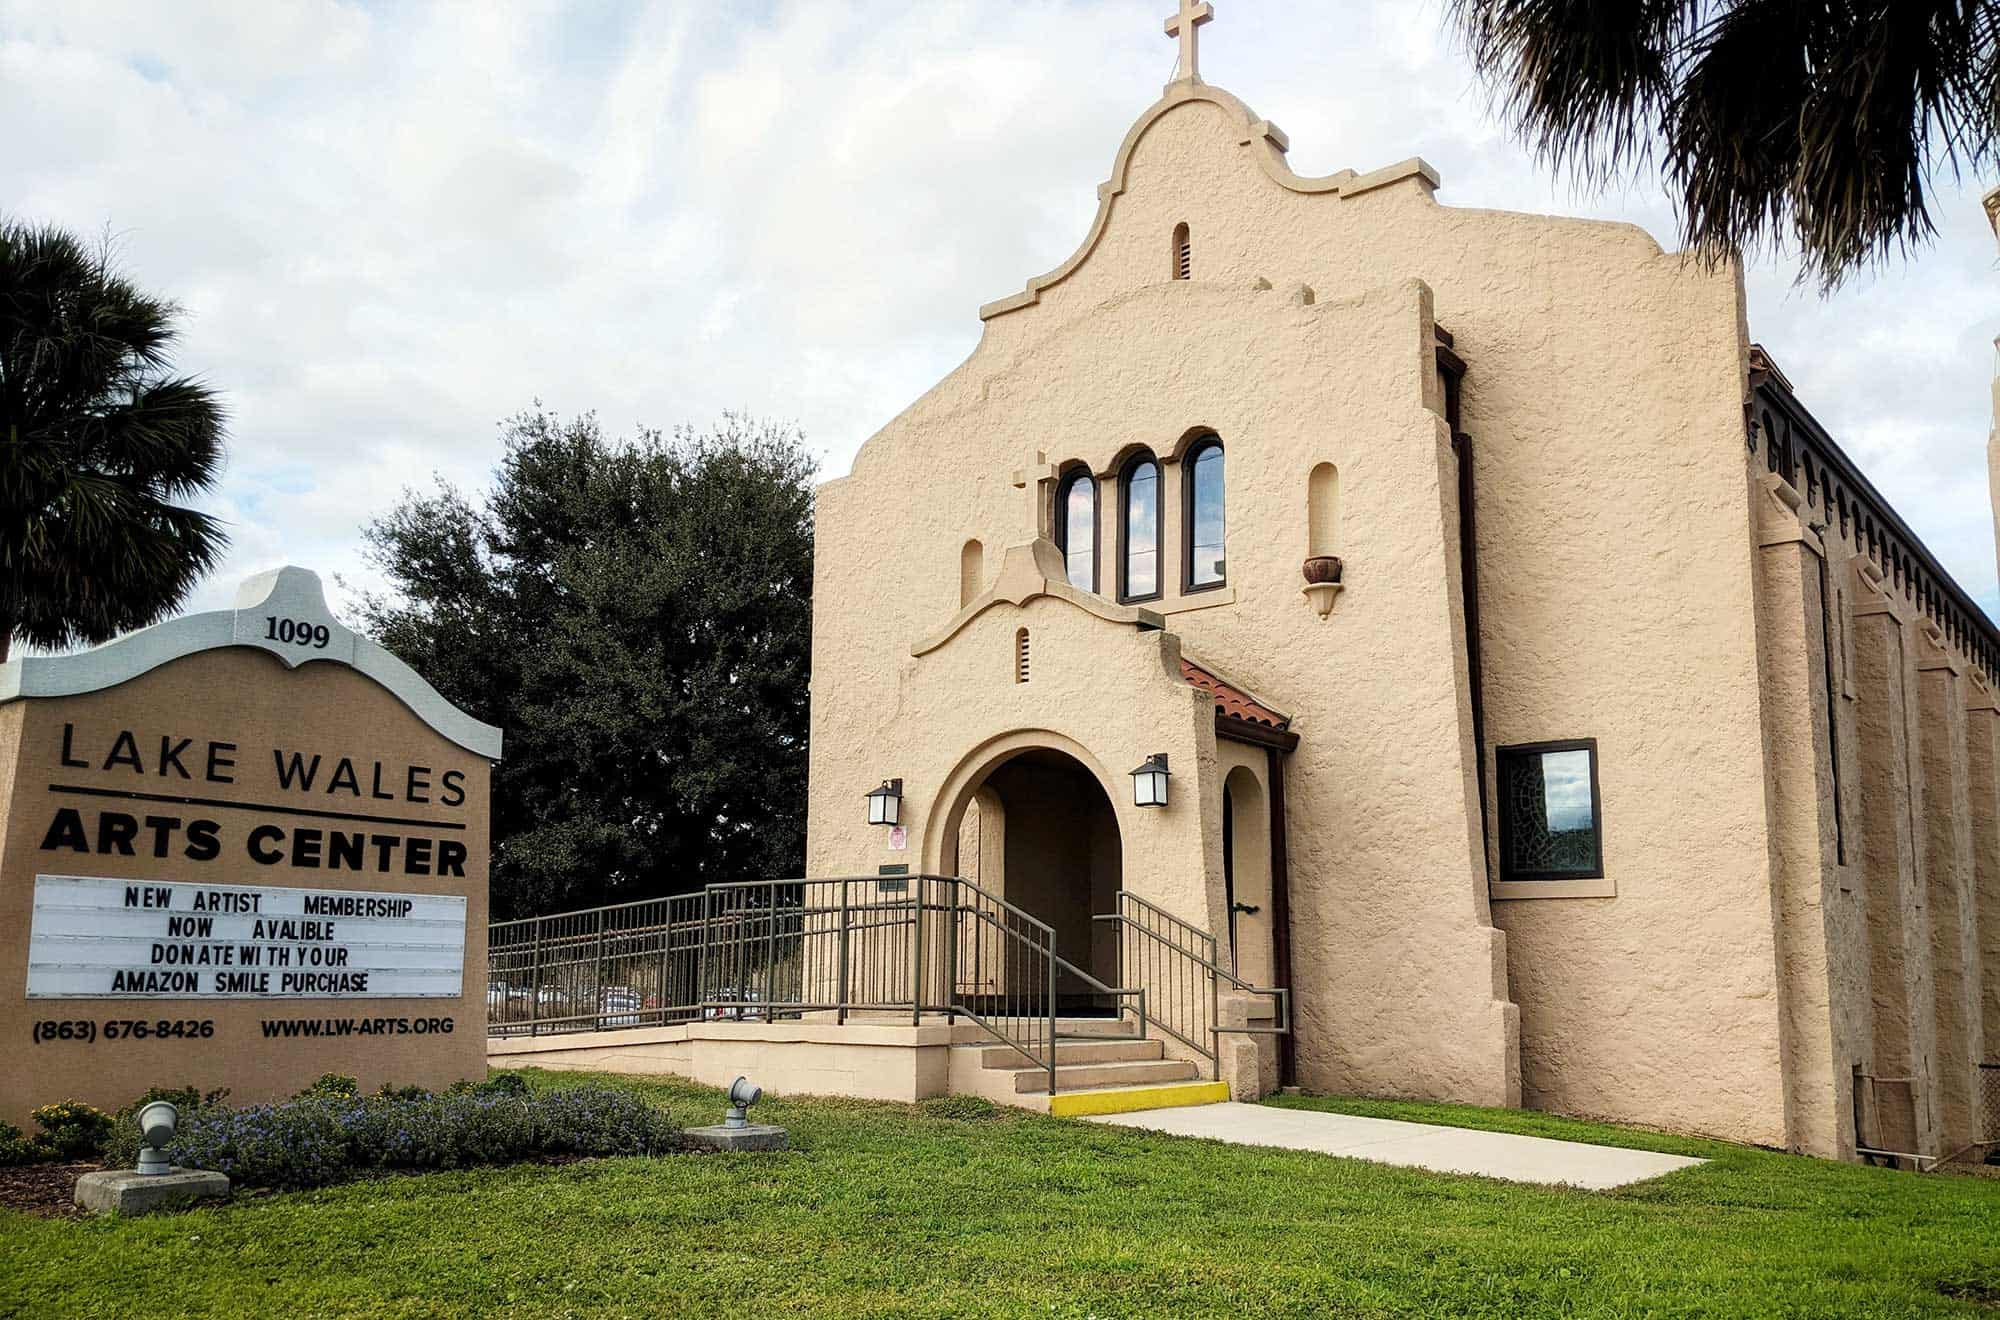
[0,567,501,1122]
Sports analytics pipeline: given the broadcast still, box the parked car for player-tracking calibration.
[598,985,642,1027]
[701,986,767,1022]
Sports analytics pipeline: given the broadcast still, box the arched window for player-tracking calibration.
[1053,468,1097,592]
[1171,223,1191,280]
[1184,437,1225,589]
[1119,453,1162,602]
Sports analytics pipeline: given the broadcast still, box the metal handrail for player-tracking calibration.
[940,894,1059,1088]
[488,876,1274,1094]
[493,874,1129,1094]
[947,899,1147,1059]
[943,875,1149,1090]
[1048,944,1148,1040]
[1095,889,1289,1077]
[1118,890,1291,1019]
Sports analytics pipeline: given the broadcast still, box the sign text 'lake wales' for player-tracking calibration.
[39,722,471,878]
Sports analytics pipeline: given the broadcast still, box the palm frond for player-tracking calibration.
[1447,0,2000,287]
[0,216,231,650]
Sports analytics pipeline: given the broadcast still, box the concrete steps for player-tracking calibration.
[977,1037,1161,1068]
[1045,1079,1230,1118]
[1005,1056,1198,1093]
[947,1017,1138,1046]
[943,1014,1224,1116]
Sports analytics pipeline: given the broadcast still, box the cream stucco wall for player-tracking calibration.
[492,1021,954,1102]
[813,246,1518,1103]
[1755,449,2000,1162]
[1972,699,2000,1075]
[1750,482,1861,1158]
[805,78,1973,1150]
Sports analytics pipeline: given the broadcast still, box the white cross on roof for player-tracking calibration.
[1165,0,1213,83]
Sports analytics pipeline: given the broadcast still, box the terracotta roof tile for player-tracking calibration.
[1180,657,1288,729]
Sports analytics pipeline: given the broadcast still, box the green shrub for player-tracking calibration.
[29,1101,114,1159]
[0,1122,41,1166]
[171,1101,350,1190]
[145,1085,681,1191]
[445,1072,529,1099]
[525,1087,682,1156]
[374,1083,433,1102]
[293,1073,360,1101]
[103,1086,232,1168]
[479,1072,530,1098]
[116,1085,231,1119]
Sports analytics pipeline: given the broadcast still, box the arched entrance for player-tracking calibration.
[939,743,1123,997]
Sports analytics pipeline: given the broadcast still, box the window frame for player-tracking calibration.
[1494,738,1604,883]
[1116,452,1164,604]
[1181,434,1226,594]
[1052,465,1099,594]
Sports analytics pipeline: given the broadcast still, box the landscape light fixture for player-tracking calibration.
[865,778,903,826]
[1131,753,1171,807]
[724,1076,763,1130]
[136,1100,178,1176]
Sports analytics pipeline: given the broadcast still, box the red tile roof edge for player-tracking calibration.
[1180,657,1288,730]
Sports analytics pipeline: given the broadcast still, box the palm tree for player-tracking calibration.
[0,221,228,661]
[1446,0,1999,287]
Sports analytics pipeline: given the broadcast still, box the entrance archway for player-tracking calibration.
[938,742,1123,994]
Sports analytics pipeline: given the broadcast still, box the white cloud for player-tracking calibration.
[1536,750,1596,832]
[4,0,1995,625]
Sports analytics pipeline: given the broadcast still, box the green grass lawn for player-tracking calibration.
[4,1070,1998,1319]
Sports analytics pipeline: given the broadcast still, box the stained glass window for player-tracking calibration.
[1496,741,1602,881]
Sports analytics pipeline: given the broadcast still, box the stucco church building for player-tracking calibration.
[804,6,2000,1161]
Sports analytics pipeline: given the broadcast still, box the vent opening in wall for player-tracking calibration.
[1172,223,1191,281]
[960,539,984,607]
[1015,627,1031,683]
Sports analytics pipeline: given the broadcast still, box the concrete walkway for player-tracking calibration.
[1084,1102,1705,1190]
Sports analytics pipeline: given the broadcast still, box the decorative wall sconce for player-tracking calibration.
[865,778,903,826]
[1301,554,1343,619]
[1130,754,1171,807]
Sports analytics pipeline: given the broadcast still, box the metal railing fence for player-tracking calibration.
[488,893,705,1036]
[1095,890,1289,1072]
[487,875,1150,1093]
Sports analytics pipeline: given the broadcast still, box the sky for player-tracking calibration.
[6,0,1998,624]
[1536,750,1593,833]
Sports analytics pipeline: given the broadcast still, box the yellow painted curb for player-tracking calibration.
[1048,1080,1229,1117]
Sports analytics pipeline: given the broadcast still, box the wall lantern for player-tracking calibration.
[1130,754,1171,808]
[865,778,903,826]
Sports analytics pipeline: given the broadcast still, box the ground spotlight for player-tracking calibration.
[136,1100,178,1176]
[724,1077,762,1130]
